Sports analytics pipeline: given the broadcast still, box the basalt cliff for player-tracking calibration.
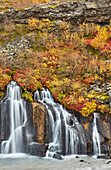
[0,0,111,25]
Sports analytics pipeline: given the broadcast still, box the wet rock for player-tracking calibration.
[27,142,47,157]
[53,153,63,160]
[75,156,79,158]
[32,102,45,143]
[0,99,10,142]
[80,159,85,162]
[97,155,109,159]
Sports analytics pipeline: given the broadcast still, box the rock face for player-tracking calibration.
[75,111,111,156]
[0,36,31,61]
[26,102,47,156]
[0,96,47,156]
[0,99,10,151]
[32,102,45,143]
[0,0,110,24]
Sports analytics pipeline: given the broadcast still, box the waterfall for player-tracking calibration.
[0,81,30,154]
[34,88,87,156]
[93,112,101,155]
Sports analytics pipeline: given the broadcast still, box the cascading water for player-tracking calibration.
[93,112,101,155]
[34,88,87,156]
[0,81,30,154]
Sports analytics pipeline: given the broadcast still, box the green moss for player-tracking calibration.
[0,91,5,100]
[22,92,33,102]
[44,135,49,143]
[0,27,4,32]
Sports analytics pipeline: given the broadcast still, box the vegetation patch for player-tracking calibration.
[0,17,111,116]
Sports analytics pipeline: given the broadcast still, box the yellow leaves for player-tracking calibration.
[91,27,110,49]
[92,59,111,79]
[42,18,50,22]
[95,59,111,79]
[72,82,80,90]
[87,90,109,103]
[78,96,85,103]
[96,25,101,31]
[97,104,110,114]
[43,63,47,67]
[28,18,53,31]
[94,74,103,81]
[87,93,94,98]
[80,101,97,117]
[28,18,39,30]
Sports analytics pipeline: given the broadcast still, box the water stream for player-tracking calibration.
[93,112,101,155]
[1,81,30,154]
[34,88,87,156]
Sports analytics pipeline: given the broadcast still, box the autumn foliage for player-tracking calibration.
[0,17,111,116]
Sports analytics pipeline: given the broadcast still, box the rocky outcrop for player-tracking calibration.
[0,0,110,24]
[0,36,31,61]
[89,82,111,109]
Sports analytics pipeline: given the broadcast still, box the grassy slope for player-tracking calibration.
[0,1,111,117]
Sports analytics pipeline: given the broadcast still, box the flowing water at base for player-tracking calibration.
[0,154,111,170]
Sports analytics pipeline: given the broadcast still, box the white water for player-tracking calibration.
[34,88,87,156]
[1,81,30,154]
[0,154,111,170]
[93,112,101,155]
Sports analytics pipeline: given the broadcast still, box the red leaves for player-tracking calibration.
[66,101,85,111]
[43,51,59,69]
[103,40,111,50]
[83,76,94,84]
[0,67,12,90]
[84,39,93,46]
[3,68,11,73]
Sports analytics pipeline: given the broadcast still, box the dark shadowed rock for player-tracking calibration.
[75,156,79,158]
[97,155,109,159]
[27,142,48,157]
[0,99,10,145]
[80,159,85,162]
[53,153,63,160]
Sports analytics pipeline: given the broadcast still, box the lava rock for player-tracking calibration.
[0,0,111,24]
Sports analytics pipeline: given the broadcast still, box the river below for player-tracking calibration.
[0,154,111,170]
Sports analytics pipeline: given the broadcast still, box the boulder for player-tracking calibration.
[53,153,63,160]
[27,142,48,157]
